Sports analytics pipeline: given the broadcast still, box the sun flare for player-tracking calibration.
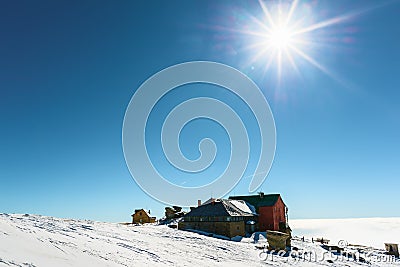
[233,0,362,86]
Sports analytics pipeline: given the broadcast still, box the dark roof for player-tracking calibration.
[229,194,283,208]
[184,199,256,217]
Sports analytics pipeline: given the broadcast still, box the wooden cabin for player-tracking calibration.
[131,209,156,224]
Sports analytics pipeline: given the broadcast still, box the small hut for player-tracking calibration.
[131,209,156,224]
[266,230,290,251]
[385,243,399,257]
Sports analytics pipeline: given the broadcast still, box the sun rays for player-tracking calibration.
[207,0,391,89]
[235,0,371,87]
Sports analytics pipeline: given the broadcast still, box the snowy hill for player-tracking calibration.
[0,213,399,267]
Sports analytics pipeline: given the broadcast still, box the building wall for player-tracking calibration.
[132,210,156,224]
[228,221,246,237]
[258,197,286,231]
[273,198,287,229]
[178,221,245,238]
[258,206,274,231]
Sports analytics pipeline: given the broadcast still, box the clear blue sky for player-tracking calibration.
[1,0,399,222]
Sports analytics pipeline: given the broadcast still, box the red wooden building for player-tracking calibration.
[229,193,288,231]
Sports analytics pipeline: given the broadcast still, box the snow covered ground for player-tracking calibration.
[0,213,399,267]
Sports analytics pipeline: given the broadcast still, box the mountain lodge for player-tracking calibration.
[178,193,290,239]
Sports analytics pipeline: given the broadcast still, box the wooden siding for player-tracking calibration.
[132,209,156,224]
[258,196,286,231]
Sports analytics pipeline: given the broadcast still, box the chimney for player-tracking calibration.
[197,200,201,207]
[259,192,264,198]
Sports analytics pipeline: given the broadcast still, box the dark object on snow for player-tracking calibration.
[255,244,267,250]
[314,237,329,245]
[266,230,290,251]
[385,243,399,257]
[165,206,185,220]
[322,245,344,253]
[168,224,177,229]
[358,256,367,263]
[172,206,182,212]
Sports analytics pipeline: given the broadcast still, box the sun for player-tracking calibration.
[233,0,362,86]
[269,25,292,50]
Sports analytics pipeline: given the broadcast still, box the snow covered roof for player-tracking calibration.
[229,200,257,215]
[185,199,257,217]
[229,194,284,208]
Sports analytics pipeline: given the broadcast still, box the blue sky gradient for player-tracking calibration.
[1,0,399,222]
